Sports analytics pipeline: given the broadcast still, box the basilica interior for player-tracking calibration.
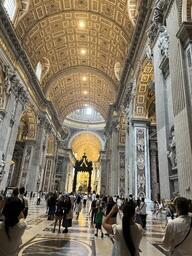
[0,0,192,255]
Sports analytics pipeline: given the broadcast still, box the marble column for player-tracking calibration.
[26,115,47,192]
[0,64,28,190]
[100,151,107,195]
[156,1,192,198]
[132,120,151,202]
[118,150,125,197]
[109,117,119,196]
[18,140,34,188]
[149,139,159,201]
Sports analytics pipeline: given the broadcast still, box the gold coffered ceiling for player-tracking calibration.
[16,0,134,121]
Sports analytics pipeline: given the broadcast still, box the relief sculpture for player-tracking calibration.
[136,128,146,198]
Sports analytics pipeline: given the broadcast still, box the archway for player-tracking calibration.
[70,132,102,193]
[9,108,37,187]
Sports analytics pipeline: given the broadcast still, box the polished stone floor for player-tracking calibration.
[17,198,168,256]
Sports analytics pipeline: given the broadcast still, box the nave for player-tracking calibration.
[18,199,167,256]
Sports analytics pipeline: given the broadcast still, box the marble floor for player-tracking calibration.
[17,199,168,256]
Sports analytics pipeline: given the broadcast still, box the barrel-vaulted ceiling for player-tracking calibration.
[15,0,137,121]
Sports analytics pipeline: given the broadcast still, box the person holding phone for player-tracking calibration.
[103,202,143,256]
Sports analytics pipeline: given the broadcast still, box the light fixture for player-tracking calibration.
[86,107,92,115]
[83,91,88,95]
[80,49,86,55]
[82,76,87,81]
[84,103,88,107]
[79,20,86,29]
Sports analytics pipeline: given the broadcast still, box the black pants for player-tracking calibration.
[91,208,97,223]
[140,214,147,229]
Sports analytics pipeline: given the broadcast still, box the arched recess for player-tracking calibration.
[134,59,154,118]
[68,131,104,153]
[46,133,56,156]
[17,108,37,141]
[181,0,192,22]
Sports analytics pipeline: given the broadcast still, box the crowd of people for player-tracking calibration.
[0,187,192,256]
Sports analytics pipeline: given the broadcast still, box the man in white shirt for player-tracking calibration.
[92,191,96,201]
[163,197,192,256]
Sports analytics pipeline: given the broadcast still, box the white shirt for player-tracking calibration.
[92,193,96,201]
[0,220,27,256]
[112,223,143,256]
[139,202,147,215]
[163,215,192,256]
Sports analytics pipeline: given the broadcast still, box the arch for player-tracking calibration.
[47,70,116,121]
[69,131,104,161]
[68,131,105,151]
[17,108,37,141]
[134,59,154,118]
[45,66,117,94]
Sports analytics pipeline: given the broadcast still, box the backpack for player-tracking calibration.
[91,200,96,208]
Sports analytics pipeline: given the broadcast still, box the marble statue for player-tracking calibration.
[167,126,177,169]
[158,26,169,57]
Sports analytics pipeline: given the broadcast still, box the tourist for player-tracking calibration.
[92,191,96,201]
[135,199,142,225]
[106,196,117,225]
[83,194,88,208]
[103,202,143,256]
[139,197,147,229]
[47,193,57,220]
[95,206,104,238]
[163,197,192,255]
[90,197,97,224]
[53,195,64,233]
[0,195,27,256]
[62,195,73,233]
[75,194,82,219]
[19,187,28,219]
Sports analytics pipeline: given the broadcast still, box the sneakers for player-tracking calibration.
[63,229,68,233]
[101,233,104,238]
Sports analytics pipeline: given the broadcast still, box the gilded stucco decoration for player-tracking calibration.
[119,112,126,144]
[71,133,101,162]
[127,0,139,25]
[14,0,30,26]
[15,0,134,120]
[134,60,154,117]
[47,133,56,155]
[17,108,37,141]
[182,0,192,21]
[47,71,116,120]
[114,62,122,81]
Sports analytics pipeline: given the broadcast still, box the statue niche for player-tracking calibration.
[167,126,177,170]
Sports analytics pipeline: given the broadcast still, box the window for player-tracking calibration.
[3,0,16,21]
[35,62,42,81]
